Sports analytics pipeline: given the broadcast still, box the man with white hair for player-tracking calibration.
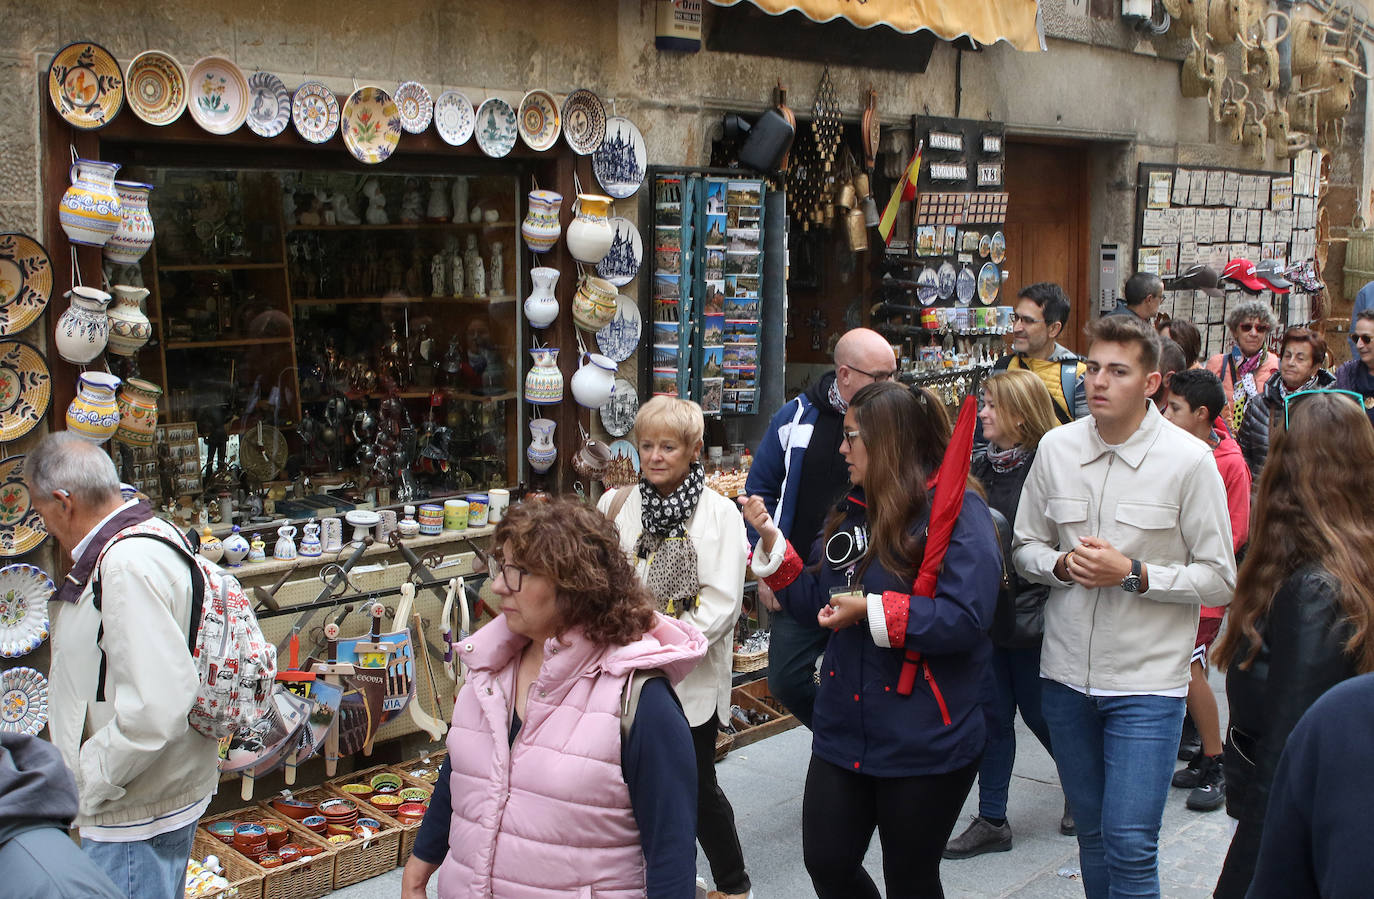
[745,327,898,728]
[27,433,219,899]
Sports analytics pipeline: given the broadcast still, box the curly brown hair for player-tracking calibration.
[493,498,656,646]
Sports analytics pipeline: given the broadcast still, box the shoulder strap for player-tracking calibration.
[620,669,667,742]
[607,485,634,522]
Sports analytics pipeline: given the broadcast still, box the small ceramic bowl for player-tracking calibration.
[278,845,302,864]
[357,817,381,830]
[405,766,439,783]
[397,802,428,821]
[234,823,267,837]
[271,797,314,820]
[327,823,354,837]
[259,854,283,869]
[370,772,403,792]
[300,844,325,857]
[340,783,373,800]
[328,833,354,845]
[302,815,327,833]
[399,787,431,803]
[319,798,356,816]
[354,823,378,840]
[207,821,237,844]
[370,793,403,812]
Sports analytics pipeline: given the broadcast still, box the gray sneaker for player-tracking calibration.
[943,816,1013,859]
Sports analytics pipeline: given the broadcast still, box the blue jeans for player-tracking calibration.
[767,610,829,730]
[1040,679,1185,899]
[82,819,198,899]
[977,645,1054,820]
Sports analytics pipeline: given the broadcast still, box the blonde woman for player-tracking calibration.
[947,369,1070,859]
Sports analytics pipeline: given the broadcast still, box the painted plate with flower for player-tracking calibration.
[47,41,124,130]
[474,97,518,159]
[0,564,52,659]
[594,116,647,199]
[246,71,292,138]
[342,86,402,165]
[0,666,49,736]
[561,88,607,155]
[0,234,52,336]
[0,456,47,558]
[125,50,187,126]
[517,89,561,152]
[0,341,50,443]
[433,91,475,146]
[186,57,249,135]
[394,81,433,134]
[292,81,340,144]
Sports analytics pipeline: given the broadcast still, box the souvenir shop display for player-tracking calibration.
[594,116,647,199]
[0,666,48,736]
[125,50,187,127]
[596,217,642,286]
[59,158,122,247]
[561,88,607,155]
[47,41,124,130]
[0,563,53,659]
[394,81,434,134]
[246,71,292,139]
[342,87,402,165]
[292,81,340,143]
[433,90,475,146]
[186,56,249,136]
[104,181,156,264]
[0,234,52,335]
[0,455,48,558]
[474,97,518,159]
[517,89,561,152]
[0,340,51,442]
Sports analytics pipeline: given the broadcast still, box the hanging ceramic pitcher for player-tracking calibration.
[105,284,153,356]
[104,181,155,264]
[524,267,560,328]
[572,275,618,331]
[113,377,162,448]
[521,189,563,254]
[566,193,614,263]
[524,347,563,405]
[527,418,557,474]
[60,158,122,247]
[55,286,112,364]
[65,371,122,444]
[571,352,617,408]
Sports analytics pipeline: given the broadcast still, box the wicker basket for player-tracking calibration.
[261,785,402,888]
[200,809,334,899]
[732,648,768,673]
[326,763,434,867]
[190,827,264,899]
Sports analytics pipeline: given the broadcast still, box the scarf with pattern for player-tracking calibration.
[635,462,704,617]
[828,378,849,414]
[1228,346,1269,433]
[986,443,1031,474]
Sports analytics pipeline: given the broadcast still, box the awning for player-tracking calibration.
[708,0,1045,52]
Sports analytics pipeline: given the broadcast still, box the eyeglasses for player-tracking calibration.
[1237,322,1271,334]
[841,429,863,446]
[1011,313,1044,326]
[1283,388,1364,429]
[1354,333,1374,345]
[488,556,526,592]
[845,364,897,382]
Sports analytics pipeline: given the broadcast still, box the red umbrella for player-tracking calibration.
[897,394,977,697]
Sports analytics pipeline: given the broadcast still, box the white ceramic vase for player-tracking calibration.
[521,189,563,253]
[566,193,614,263]
[104,181,155,264]
[524,267,560,328]
[524,347,563,405]
[527,418,557,474]
[55,286,111,364]
[105,284,153,356]
[571,352,617,408]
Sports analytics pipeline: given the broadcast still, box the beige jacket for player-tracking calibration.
[1012,403,1237,693]
[599,486,744,727]
[47,517,220,826]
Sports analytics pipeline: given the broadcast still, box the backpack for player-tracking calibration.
[93,527,277,740]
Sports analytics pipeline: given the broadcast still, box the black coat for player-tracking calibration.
[1223,565,1357,825]
[1236,369,1336,484]
[972,451,1048,649]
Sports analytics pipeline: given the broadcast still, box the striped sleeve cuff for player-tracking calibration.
[866,590,910,649]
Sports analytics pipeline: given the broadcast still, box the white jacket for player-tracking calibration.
[47,516,220,826]
[1012,403,1237,693]
[599,486,745,727]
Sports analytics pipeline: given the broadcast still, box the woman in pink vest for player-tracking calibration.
[401,498,707,899]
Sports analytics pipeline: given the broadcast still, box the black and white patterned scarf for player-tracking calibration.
[986,443,1031,474]
[828,378,849,414]
[635,462,704,617]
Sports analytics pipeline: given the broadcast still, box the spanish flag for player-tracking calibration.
[878,140,923,245]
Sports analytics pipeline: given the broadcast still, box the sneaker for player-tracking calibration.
[1186,756,1226,812]
[1059,797,1076,836]
[1172,752,1207,789]
[943,816,1013,859]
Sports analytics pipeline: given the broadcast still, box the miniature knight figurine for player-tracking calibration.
[488,241,505,297]
[451,177,469,224]
[427,179,451,222]
[430,253,446,297]
[363,178,388,225]
[464,235,485,298]
[400,178,423,223]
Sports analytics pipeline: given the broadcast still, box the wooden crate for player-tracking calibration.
[729,679,800,749]
[261,785,402,888]
[327,763,434,867]
[200,808,334,899]
[190,827,263,899]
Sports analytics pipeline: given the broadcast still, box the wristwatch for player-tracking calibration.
[1120,559,1143,593]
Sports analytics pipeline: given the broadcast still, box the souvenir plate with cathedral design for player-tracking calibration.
[594,116,647,199]
[596,218,642,287]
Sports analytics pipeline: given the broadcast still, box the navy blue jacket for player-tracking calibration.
[773,488,999,777]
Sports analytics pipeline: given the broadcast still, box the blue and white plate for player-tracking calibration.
[433,90,474,146]
[594,116,647,199]
[596,293,642,363]
[246,71,291,138]
[937,261,957,301]
[0,666,48,736]
[0,564,52,658]
[916,266,939,305]
[596,217,642,287]
[474,97,517,158]
[956,264,976,305]
[599,378,640,438]
[608,439,640,472]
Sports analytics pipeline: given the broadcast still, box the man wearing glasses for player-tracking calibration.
[745,327,897,729]
[990,282,1087,427]
[1335,309,1374,426]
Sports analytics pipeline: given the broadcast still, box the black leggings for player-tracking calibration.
[802,754,979,899]
[691,719,751,895]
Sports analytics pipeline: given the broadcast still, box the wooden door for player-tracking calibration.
[1003,141,1090,354]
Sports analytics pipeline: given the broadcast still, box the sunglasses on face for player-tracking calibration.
[1354,333,1374,346]
[1283,388,1364,429]
[1237,322,1271,334]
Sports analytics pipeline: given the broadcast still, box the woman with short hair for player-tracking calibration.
[1205,299,1280,431]
[1236,326,1333,482]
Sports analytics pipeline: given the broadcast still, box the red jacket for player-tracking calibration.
[1206,429,1251,620]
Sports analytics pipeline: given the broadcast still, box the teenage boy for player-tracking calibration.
[1013,314,1236,899]
[1162,369,1251,813]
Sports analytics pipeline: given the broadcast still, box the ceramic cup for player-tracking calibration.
[488,488,510,523]
[443,499,469,530]
[375,509,397,542]
[417,504,444,535]
[466,493,489,528]
[321,518,344,553]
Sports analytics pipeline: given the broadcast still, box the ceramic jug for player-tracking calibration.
[248,533,266,562]
[521,189,563,254]
[60,158,122,247]
[104,181,155,264]
[571,352,617,408]
[55,286,111,364]
[197,526,225,564]
[527,418,557,474]
[566,193,614,263]
[525,347,564,405]
[113,377,162,448]
[105,284,153,356]
[299,520,322,557]
[221,526,250,567]
[65,371,121,444]
[273,524,298,561]
[524,267,560,328]
[572,276,618,332]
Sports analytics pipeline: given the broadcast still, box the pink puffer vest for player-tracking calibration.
[436,613,706,899]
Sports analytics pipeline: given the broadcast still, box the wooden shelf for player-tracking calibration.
[286,222,515,232]
[292,295,516,306]
[159,262,285,271]
[349,389,517,402]
[164,337,294,350]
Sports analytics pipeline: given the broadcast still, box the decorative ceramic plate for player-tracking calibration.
[0,456,46,558]
[0,666,48,736]
[474,97,518,158]
[186,57,249,135]
[0,341,50,443]
[125,50,187,126]
[599,378,640,438]
[978,233,992,259]
[596,293,643,363]
[978,263,1002,305]
[0,564,52,659]
[937,261,957,301]
[990,231,1006,264]
[561,88,606,155]
[433,90,474,146]
[608,439,640,472]
[245,71,291,138]
[594,116,647,199]
[292,81,340,144]
[596,217,643,287]
[517,89,561,152]
[956,265,976,305]
[394,81,433,134]
[342,86,402,165]
[916,266,939,305]
[47,41,124,130]
[0,234,52,336]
